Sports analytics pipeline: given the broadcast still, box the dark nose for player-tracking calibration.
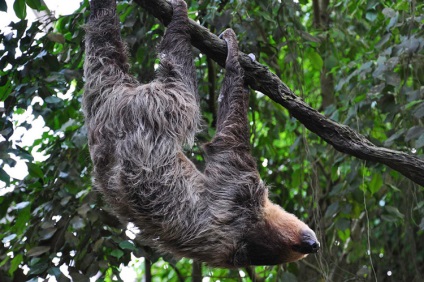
[302,237,320,253]
[293,230,320,254]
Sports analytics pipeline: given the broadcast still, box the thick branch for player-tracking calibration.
[134,0,424,186]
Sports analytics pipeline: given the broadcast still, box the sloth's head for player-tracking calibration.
[240,199,320,266]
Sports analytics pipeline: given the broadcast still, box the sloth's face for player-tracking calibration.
[241,200,320,266]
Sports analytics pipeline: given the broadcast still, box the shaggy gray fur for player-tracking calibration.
[83,0,319,267]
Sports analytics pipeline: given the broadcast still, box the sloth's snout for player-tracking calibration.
[302,238,320,253]
[293,230,320,254]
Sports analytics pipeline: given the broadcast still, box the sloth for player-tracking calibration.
[83,0,320,267]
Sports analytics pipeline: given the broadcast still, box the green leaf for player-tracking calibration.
[39,227,57,240]
[0,167,10,186]
[27,246,51,257]
[384,206,404,222]
[413,103,424,119]
[369,174,383,194]
[416,134,424,149]
[384,129,406,147]
[324,55,338,70]
[395,1,409,11]
[93,238,104,252]
[25,0,42,10]
[337,228,350,242]
[77,203,91,217]
[9,254,23,276]
[13,205,31,234]
[280,272,298,282]
[335,218,350,231]
[70,216,85,230]
[324,202,339,219]
[119,240,136,250]
[69,267,90,282]
[387,184,401,192]
[47,267,62,278]
[0,256,9,268]
[366,11,377,22]
[45,96,62,104]
[0,0,7,12]
[382,8,396,18]
[110,249,124,259]
[27,163,44,179]
[291,169,301,187]
[257,11,277,24]
[300,31,320,43]
[13,0,26,19]
[386,13,398,30]
[406,126,424,141]
[28,262,48,276]
[308,50,323,70]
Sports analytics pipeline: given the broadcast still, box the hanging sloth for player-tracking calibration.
[83,0,319,267]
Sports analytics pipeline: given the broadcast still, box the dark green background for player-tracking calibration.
[0,0,423,281]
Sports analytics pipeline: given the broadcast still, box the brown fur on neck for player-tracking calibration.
[238,199,308,266]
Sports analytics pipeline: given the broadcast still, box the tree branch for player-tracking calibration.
[133,0,424,186]
[145,258,152,282]
[192,261,202,282]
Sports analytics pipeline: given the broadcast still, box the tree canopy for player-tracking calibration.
[0,0,423,281]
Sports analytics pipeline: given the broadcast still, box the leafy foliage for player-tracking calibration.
[0,0,423,281]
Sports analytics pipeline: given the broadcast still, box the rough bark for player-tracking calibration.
[133,0,424,187]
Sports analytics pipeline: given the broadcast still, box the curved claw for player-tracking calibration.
[219,28,238,57]
[219,28,241,74]
[219,28,236,41]
[167,0,187,10]
[218,31,225,39]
